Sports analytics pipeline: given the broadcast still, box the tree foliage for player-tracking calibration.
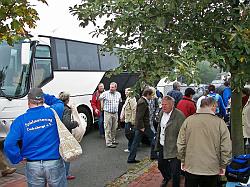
[71,0,249,87]
[0,0,47,45]
[197,61,220,84]
[71,0,249,156]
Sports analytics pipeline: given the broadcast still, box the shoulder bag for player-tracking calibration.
[51,108,82,162]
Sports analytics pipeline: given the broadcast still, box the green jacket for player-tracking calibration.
[177,109,232,175]
[155,108,186,159]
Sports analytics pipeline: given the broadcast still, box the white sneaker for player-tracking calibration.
[124,149,130,153]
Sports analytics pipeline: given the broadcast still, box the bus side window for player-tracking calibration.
[67,41,100,71]
[99,48,119,71]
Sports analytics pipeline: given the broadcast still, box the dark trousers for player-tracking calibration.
[185,171,219,187]
[124,122,134,151]
[158,145,181,187]
[128,128,158,161]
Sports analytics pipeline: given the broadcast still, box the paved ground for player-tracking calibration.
[0,159,185,187]
[0,128,153,187]
[0,173,26,187]
[107,158,185,187]
[0,127,229,187]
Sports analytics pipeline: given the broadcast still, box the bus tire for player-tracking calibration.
[77,107,92,134]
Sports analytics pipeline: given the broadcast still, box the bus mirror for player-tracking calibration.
[21,43,30,65]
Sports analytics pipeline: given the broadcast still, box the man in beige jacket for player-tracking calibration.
[177,97,232,187]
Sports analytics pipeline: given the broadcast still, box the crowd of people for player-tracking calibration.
[89,80,249,187]
[1,80,249,187]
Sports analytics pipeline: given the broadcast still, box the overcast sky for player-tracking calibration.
[31,0,105,44]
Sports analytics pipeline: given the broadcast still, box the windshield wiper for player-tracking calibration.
[0,88,12,101]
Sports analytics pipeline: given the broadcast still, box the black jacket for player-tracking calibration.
[61,105,78,133]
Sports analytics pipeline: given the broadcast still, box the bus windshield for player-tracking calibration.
[0,42,31,98]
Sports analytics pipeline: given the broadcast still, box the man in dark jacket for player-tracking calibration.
[167,82,183,107]
[127,88,158,163]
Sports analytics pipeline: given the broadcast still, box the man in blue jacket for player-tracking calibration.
[206,85,226,118]
[167,82,183,107]
[4,88,66,187]
[216,81,231,110]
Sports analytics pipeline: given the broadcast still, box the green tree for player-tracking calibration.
[0,0,47,45]
[70,0,249,156]
[197,61,220,84]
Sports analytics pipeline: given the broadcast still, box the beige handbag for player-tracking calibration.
[51,108,82,162]
[71,104,87,142]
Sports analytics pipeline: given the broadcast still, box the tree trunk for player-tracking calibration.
[231,89,244,156]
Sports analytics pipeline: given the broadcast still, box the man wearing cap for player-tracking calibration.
[4,88,66,187]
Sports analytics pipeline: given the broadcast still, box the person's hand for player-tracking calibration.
[140,128,145,132]
[219,168,226,176]
[95,109,99,115]
[131,122,135,126]
[77,122,80,127]
[19,158,27,166]
[181,163,185,171]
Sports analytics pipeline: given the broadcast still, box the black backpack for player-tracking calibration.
[225,154,250,183]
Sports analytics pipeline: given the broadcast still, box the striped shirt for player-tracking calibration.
[99,90,121,113]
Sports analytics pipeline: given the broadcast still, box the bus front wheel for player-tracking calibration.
[78,107,92,133]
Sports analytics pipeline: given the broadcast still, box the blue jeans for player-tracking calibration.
[97,111,104,135]
[124,122,134,151]
[25,159,67,187]
[158,145,181,187]
[64,161,70,177]
[128,128,158,161]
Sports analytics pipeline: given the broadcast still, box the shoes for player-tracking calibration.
[1,168,16,177]
[100,135,105,139]
[117,128,121,131]
[107,145,117,148]
[112,142,119,145]
[127,160,140,163]
[160,179,167,187]
[124,149,130,153]
[67,176,75,180]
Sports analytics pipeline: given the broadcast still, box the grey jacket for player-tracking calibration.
[155,108,186,159]
[61,105,78,133]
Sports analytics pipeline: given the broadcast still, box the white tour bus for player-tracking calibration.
[0,35,138,141]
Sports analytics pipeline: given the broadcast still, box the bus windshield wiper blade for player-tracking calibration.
[0,88,12,101]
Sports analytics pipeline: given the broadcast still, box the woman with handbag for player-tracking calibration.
[58,91,79,180]
[120,88,137,153]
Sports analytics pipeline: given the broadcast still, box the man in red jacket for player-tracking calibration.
[91,83,105,138]
[177,88,196,118]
